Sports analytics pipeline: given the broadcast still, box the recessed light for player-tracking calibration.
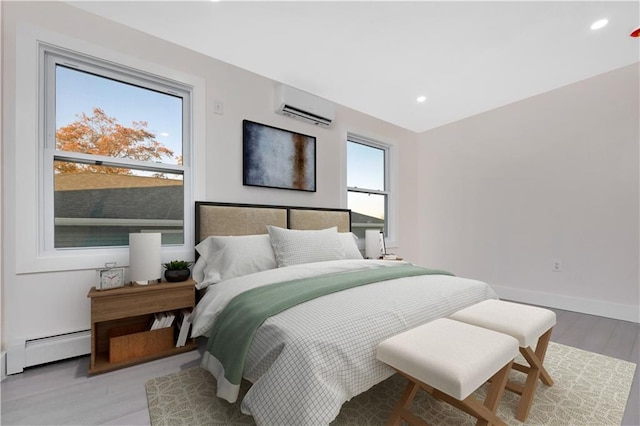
[416,95,427,103]
[590,19,608,30]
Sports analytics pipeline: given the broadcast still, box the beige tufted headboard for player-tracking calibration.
[288,208,351,233]
[195,202,352,244]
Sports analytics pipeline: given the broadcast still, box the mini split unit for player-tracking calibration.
[274,84,335,127]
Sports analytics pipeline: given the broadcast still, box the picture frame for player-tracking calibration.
[243,120,316,192]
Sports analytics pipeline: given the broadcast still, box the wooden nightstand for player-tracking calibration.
[87,279,197,375]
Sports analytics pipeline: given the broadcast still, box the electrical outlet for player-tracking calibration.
[552,259,562,272]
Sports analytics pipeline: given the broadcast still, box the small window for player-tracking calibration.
[347,136,390,240]
[42,46,191,249]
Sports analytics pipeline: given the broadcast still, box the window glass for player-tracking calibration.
[347,141,385,191]
[45,48,189,249]
[347,191,386,239]
[55,65,183,165]
[347,138,389,238]
[53,162,184,248]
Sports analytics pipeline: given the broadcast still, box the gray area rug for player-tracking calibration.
[146,342,636,425]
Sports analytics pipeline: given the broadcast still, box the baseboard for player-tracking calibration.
[6,330,91,374]
[492,285,640,324]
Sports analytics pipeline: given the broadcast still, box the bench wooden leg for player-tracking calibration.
[534,328,554,386]
[478,361,513,425]
[515,347,541,421]
[390,362,512,426]
[505,328,554,422]
[387,380,423,426]
[510,328,554,388]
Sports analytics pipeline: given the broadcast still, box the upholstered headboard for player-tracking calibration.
[195,202,351,244]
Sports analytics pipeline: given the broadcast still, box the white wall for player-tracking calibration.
[1,1,420,368]
[418,63,640,322]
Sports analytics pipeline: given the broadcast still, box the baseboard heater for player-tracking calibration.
[7,330,92,374]
[26,329,91,367]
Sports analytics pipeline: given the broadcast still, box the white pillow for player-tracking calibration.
[195,234,277,289]
[267,226,346,267]
[192,256,207,283]
[339,232,364,259]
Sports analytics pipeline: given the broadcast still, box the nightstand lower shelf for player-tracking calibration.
[89,340,197,375]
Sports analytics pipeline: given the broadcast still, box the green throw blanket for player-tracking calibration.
[206,264,453,387]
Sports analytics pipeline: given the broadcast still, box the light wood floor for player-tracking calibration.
[1,307,639,426]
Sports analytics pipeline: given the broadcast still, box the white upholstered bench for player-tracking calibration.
[376,318,519,426]
[450,299,557,421]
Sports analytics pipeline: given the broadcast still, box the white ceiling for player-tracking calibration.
[68,1,639,133]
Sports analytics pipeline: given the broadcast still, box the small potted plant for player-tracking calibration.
[162,260,192,282]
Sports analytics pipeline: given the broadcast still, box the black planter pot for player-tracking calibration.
[164,269,191,282]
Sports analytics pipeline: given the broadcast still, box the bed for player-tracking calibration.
[189,201,499,425]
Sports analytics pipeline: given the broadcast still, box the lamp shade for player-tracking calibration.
[365,229,384,259]
[129,233,162,284]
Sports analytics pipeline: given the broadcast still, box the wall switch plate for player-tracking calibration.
[213,100,224,115]
[552,259,562,272]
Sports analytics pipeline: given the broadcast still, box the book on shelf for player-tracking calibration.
[163,312,176,328]
[149,311,177,331]
[175,309,192,347]
[150,312,165,330]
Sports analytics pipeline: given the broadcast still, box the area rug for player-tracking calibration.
[145,342,636,425]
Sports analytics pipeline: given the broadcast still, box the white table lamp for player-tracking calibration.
[129,232,162,285]
[365,229,385,259]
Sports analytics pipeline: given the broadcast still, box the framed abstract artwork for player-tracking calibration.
[243,120,316,192]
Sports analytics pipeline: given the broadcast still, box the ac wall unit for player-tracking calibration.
[274,84,335,127]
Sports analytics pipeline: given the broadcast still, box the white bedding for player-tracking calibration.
[191,259,498,425]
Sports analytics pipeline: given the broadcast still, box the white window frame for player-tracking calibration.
[11,23,205,274]
[41,44,192,252]
[346,133,395,248]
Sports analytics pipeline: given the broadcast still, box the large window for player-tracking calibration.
[42,46,191,249]
[347,136,390,240]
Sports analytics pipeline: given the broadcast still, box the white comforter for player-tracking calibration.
[190,259,498,426]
